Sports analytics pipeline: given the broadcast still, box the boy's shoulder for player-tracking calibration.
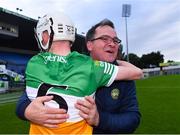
[70,51,92,61]
[27,52,46,66]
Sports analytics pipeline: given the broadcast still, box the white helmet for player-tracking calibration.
[35,11,76,51]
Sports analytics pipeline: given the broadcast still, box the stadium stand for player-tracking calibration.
[0,7,87,92]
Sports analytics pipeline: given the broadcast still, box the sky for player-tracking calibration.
[0,0,180,62]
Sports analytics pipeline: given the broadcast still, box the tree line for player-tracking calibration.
[119,51,165,69]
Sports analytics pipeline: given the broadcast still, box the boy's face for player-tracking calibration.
[41,30,50,47]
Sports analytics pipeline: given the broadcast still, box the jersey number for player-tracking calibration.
[37,83,68,111]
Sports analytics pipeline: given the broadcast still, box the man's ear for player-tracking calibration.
[86,41,93,51]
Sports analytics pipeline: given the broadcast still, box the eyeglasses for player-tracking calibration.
[91,35,121,45]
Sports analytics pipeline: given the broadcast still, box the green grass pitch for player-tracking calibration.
[0,75,180,134]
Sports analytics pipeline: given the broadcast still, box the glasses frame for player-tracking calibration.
[90,35,121,45]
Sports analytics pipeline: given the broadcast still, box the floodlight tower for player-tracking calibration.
[122,4,131,62]
[16,8,23,14]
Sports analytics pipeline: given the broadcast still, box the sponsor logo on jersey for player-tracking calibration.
[94,60,100,66]
[44,55,67,63]
[94,61,114,75]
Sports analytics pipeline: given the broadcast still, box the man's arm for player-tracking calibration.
[16,91,69,128]
[95,110,140,133]
[76,97,140,133]
[75,96,99,126]
[16,91,31,120]
[75,81,141,133]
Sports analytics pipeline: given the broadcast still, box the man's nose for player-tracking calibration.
[108,41,116,47]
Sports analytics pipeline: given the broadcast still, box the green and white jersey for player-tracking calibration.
[26,51,118,123]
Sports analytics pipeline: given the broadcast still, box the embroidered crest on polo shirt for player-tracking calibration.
[111,88,120,100]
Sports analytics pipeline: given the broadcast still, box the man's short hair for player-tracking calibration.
[86,19,115,43]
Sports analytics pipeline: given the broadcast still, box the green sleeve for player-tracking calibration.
[92,60,118,87]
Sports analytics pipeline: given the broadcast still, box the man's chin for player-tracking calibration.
[103,57,115,63]
[107,55,116,62]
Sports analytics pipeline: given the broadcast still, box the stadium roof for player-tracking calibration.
[0,7,87,55]
[0,7,37,22]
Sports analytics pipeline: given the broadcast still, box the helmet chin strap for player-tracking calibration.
[34,28,43,52]
[47,26,54,52]
[46,17,54,52]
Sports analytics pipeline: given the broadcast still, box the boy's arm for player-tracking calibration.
[115,60,143,80]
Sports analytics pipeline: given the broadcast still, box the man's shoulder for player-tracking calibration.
[101,80,136,89]
[114,80,135,85]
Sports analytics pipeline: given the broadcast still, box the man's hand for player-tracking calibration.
[25,96,69,128]
[75,96,99,126]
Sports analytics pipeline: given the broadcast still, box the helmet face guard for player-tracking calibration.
[35,12,76,52]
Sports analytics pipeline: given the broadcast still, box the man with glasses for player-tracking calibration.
[91,35,121,45]
[75,19,141,134]
[16,18,141,134]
